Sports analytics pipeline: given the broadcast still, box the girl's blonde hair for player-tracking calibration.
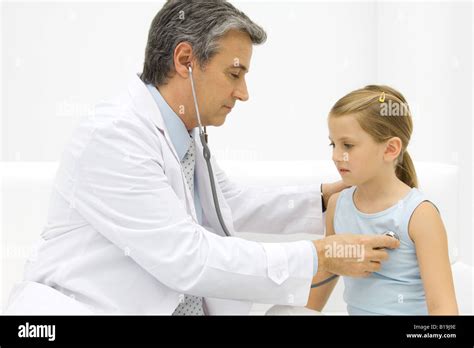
[329,85,418,188]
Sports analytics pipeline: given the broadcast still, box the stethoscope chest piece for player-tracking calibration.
[383,230,400,241]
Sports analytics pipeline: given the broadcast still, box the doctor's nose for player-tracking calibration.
[233,79,249,102]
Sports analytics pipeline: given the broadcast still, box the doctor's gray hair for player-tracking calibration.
[141,0,267,86]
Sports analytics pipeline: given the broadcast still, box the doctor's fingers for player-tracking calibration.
[350,262,380,277]
[365,249,389,262]
[358,261,382,276]
[366,234,400,250]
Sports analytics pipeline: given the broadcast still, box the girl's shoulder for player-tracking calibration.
[408,198,445,244]
[335,185,356,203]
[399,188,441,242]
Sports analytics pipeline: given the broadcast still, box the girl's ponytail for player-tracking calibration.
[396,151,418,188]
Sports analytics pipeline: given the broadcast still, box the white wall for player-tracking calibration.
[2,1,160,161]
[1,0,473,276]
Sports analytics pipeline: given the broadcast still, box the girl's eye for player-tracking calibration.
[329,142,353,149]
[230,73,239,79]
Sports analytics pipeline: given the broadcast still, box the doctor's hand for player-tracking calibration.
[313,234,400,277]
[321,181,350,210]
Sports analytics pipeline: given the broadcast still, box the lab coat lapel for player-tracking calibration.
[128,74,197,222]
[193,129,235,237]
[128,74,179,162]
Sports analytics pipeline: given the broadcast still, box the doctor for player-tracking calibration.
[6,0,399,315]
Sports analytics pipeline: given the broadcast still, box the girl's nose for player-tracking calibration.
[332,148,343,162]
[333,150,350,163]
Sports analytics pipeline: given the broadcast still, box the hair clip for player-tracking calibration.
[379,92,386,103]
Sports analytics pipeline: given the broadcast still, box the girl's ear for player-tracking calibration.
[384,137,402,162]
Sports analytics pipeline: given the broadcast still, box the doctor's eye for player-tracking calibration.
[229,73,240,80]
[343,144,354,149]
[329,142,335,148]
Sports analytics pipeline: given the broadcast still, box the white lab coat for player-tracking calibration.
[6,74,324,315]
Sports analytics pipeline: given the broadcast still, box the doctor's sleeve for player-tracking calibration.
[211,158,325,236]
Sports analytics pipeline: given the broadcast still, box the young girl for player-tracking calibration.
[306,85,458,315]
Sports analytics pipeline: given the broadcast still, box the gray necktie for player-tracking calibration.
[172,136,205,316]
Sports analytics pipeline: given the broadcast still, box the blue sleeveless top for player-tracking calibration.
[333,186,431,315]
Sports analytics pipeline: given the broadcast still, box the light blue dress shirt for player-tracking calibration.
[146,84,318,276]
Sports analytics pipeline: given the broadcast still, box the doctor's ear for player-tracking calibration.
[383,137,403,162]
[174,42,196,79]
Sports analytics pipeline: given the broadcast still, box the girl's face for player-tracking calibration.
[328,114,387,186]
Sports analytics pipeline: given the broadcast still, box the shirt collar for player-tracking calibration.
[146,84,192,161]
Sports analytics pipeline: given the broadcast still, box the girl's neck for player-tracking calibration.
[354,171,412,213]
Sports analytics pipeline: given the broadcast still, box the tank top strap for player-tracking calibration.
[334,186,357,220]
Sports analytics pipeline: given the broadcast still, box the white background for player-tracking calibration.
[1,0,473,272]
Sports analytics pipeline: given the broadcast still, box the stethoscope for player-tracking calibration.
[188,64,400,289]
[188,64,232,237]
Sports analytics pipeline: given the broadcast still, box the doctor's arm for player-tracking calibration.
[305,193,339,312]
[212,158,346,235]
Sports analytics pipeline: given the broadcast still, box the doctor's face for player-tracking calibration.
[193,30,252,127]
[328,114,386,186]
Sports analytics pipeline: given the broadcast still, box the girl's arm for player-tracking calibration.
[305,193,340,312]
[409,202,458,315]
